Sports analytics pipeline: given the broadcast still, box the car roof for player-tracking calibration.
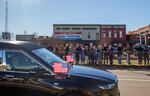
[0,40,43,51]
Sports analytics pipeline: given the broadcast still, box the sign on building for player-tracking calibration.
[54,32,82,41]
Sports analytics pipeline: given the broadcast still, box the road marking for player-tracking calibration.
[119,79,150,82]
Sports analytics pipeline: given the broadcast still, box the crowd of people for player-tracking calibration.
[47,43,150,66]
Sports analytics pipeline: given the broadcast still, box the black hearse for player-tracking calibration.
[0,41,120,96]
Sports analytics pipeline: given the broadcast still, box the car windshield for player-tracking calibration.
[32,48,66,66]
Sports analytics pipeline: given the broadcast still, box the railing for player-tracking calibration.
[52,50,150,66]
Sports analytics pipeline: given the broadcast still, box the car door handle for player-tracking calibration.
[4,75,14,78]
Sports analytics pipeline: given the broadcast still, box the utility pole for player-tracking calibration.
[2,0,11,40]
[24,30,27,35]
[5,0,8,32]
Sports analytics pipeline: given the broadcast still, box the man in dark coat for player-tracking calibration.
[117,43,123,64]
[143,45,149,66]
[134,43,143,65]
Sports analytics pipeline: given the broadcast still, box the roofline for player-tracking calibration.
[128,24,150,34]
[0,40,43,51]
[53,24,126,26]
[16,34,34,36]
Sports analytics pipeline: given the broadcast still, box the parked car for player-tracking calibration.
[0,41,120,96]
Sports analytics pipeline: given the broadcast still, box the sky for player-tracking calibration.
[0,0,150,36]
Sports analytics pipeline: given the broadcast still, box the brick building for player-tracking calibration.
[100,25,126,46]
[128,25,150,45]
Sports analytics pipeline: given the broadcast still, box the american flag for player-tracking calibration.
[54,62,68,73]
[66,55,75,63]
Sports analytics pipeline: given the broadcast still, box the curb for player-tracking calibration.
[77,64,150,70]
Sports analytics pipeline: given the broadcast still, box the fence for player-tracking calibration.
[52,50,150,66]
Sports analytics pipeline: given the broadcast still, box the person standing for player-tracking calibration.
[85,46,89,64]
[93,46,99,64]
[108,45,114,65]
[70,44,76,62]
[64,44,70,54]
[126,44,132,65]
[117,43,123,64]
[143,45,149,66]
[54,45,59,56]
[59,46,64,59]
[103,44,109,64]
[134,44,143,65]
[75,44,81,64]
[88,47,94,65]
[98,45,103,65]
[64,44,70,61]
[81,46,86,64]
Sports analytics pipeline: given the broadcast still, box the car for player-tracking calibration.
[0,41,120,96]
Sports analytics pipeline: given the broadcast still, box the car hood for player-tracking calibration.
[70,65,117,83]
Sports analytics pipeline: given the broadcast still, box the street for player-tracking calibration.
[109,69,150,96]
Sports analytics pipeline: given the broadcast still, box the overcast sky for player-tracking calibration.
[0,0,150,36]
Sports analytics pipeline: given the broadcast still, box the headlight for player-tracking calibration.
[98,83,115,90]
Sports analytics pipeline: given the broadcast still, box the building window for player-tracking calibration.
[103,32,106,38]
[114,32,117,38]
[113,26,125,29]
[102,26,112,29]
[72,28,81,30]
[120,26,125,29]
[96,33,99,40]
[62,28,70,30]
[120,31,123,38]
[88,32,91,39]
[56,28,61,30]
[109,31,111,38]
[83,28,97,30]
[113,26,120,29]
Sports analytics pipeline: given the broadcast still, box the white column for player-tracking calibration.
[145,34,147,45]
[139,34,142,44]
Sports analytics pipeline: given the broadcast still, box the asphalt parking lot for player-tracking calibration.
[108,69,150,96]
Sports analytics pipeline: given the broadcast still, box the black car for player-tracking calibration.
[0,41,120,96]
